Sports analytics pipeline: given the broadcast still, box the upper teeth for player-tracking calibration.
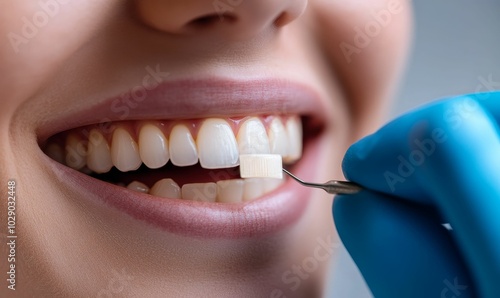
[139,124,170,169]
[197,118,240,169]
[168,124,198,167]
[48,115,302,173]
[111,127,142,172]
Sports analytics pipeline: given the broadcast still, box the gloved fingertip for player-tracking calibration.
[342,135,379,181]
[343,134,378,162]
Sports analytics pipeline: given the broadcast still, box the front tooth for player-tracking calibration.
[197,119,239,169]
[150,178,181,198]
[263,178,284,193]
[237,117,270,154]
[65,133,87,170]
[87,129,113,173]
[182,183,217,202]
[284,117,303,162]
[127,181,149,193]
[169,124,198,167]
[243,178,264,201]
[111,128,142,172]
[268,118,289,157]
[139,124,169,169]
[216,179,244,203]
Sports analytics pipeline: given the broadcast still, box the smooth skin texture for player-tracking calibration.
[0,0,410,297]
[335,92,500,298]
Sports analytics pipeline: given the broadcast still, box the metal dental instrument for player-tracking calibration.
[282,169,363,195]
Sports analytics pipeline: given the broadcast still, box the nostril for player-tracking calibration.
[273,12,293,27]
[187,13,237,29]
[136,0,306,36]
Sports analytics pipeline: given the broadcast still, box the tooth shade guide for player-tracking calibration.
[239,154,283,179]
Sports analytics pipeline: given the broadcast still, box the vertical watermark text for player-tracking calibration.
[6,180,17,291]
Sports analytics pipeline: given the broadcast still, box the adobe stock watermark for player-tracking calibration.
[339,0,403,63]
[270,234,339,297]
[384,74,500,192]
[213,0,244,20]
[7,0,70,54]
[384,128,448,192]
[96,268,134,298]
[65,64,169,167]
[474,74,500,94]
[108,64,170,120]
[440,278,468,298]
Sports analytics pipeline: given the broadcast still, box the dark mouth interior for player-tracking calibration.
[93,163,242,187]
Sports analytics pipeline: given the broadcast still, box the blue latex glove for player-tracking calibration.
[334,92,500,298]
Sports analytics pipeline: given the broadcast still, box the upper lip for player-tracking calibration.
[37,78,328,143]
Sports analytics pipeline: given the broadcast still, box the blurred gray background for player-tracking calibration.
[328,1,500,297]
[392,0,500,116]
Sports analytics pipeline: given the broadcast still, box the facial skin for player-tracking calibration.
[0,0,411,297]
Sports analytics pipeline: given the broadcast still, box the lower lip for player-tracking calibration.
[48,139,321,239]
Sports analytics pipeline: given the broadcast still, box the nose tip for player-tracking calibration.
[136,0,307,38]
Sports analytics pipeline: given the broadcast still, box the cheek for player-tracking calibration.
[0,1,120,114]
[311,0,412,137]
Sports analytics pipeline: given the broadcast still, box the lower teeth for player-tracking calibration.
[125,177,284,203]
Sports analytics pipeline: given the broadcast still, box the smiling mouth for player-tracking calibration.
[38,79,328,238]
[43,115,307,203]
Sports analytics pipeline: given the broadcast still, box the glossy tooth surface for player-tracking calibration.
[65,133,87,170]
[182,183,217,202]
[150,178,181,199]
[139,124,169,169]
[216,179,244,203]
[284,117,303,162]
[243,178,264,202]
[111,128,142,172]
[127,181,149,193]
[237,117,270,154]
[169,124,198,167]
[263,178,284,193]
[197,119,239,169]
[86,129,113,173]
[45,143,64,164]
[268,118,289,157]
